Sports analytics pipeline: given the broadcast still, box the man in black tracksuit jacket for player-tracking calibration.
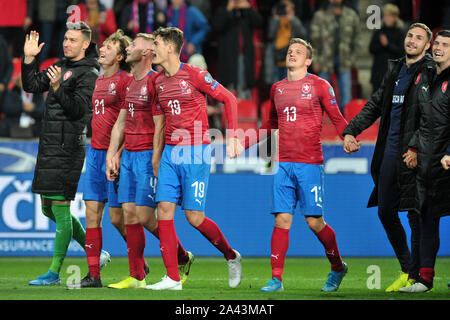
[342,23,435,291]
[22,22,100,285]
[401,30,450,292]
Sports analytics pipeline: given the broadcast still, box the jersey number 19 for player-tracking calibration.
[169,99,181,115]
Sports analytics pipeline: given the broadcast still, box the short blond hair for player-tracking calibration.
[289,38,313,60]
[136,33,155,42]
[383,3,400,17]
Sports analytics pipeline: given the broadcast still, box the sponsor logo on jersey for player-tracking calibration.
[210,80,218,91]
[392,95,404,104]
[63,71,72,81]
[442,81,448,93]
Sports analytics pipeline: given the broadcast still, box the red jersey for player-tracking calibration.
[153,63,238,146]
[256,74,348,164]
[123,70,161,151]
[91,70,132,150]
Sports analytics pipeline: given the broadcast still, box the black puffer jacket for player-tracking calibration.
[343,54,435,210]
[409,66,450,218]
[21,43,100,200]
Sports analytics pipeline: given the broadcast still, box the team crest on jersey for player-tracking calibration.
[300,83,312,99]
[179,79,188,89]
[302,83,312,94]
[108,82,116,95]
[442,81,448,93]
[139,85,148,101]
[63,71,72,81]
[415,73,421,85]
[179,79,191,94]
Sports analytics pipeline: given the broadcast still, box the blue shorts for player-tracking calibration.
[271,162,324,216]
[156,144,211,211]
[118,149,156,207]
[83,146,121,207]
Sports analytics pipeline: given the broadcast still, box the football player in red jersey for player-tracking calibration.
[69,29,133,288]
[145,27,244,291]
[249,38,349,292]
[106,33,193,289]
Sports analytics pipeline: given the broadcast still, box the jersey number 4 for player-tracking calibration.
[283,106,296,122]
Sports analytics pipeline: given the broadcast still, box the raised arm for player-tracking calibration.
[21,30,50,94]
[193,68,243,158]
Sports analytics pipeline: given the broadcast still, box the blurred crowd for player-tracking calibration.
[0,0,448,138]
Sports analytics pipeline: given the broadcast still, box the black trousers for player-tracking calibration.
[420,199,440,269]
[377,152,421,278]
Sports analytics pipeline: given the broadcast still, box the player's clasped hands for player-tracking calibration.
[46,65,62,87]
[343,134,361,154]
[402,150,418,169]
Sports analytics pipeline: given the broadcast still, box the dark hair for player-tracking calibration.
[66,21,92,41]
[153,27,184,55]
[104,29,132,72]
[436,29,450,39]
[408,22,432,43]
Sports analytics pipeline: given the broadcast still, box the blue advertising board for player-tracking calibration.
[0,140,448,257]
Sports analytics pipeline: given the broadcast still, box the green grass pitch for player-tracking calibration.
[1,256,449,300]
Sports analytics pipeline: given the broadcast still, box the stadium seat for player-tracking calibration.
[237,99,257,119]
[321,114,341,142]
[344,99,379,142]
[40,57,60,71]
[237,99,258,131]
[344,99,367,121]
[8,58,22,89]
[260,99,271,124]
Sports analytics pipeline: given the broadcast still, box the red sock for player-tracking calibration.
[316,224,344,272]
[85,227,102,279]
[419,267,435,284]
[271,227,289,281]
[150,228,189,265]
[195,217,236,260]
[158,220,181,281]
[125,223,146,281]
